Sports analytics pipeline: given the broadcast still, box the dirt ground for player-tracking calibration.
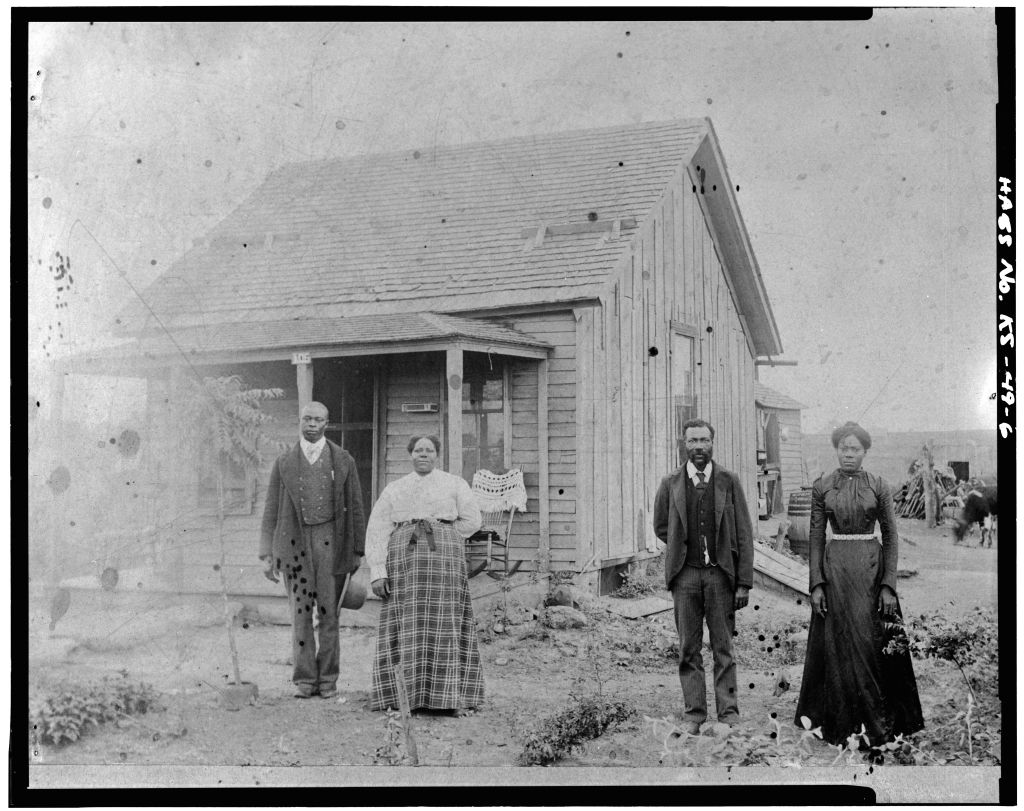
[26,517,1000,776]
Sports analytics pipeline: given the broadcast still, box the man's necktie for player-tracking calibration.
[696,470,710,564]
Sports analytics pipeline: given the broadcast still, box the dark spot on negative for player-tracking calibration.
[587,211,598,222]
[758,634,765,641]
[648,346,659,357]
[42,197,52,209]
[748,683,755,689]
[213,564,220,571]
[616,52,623,58]
[753,605,759,610]
[770,712,777,719]
[413,150,421,159]
[299,640,304,646]
[136,158,142,164]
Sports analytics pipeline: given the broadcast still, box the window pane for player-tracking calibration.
[462,414,479,446]
[484,415,504,447]
[672,333,696,467]
[482,378,503,410]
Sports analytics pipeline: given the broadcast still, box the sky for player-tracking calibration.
[27,14,1001,434]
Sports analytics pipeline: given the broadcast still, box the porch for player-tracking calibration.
[51,313,556,594]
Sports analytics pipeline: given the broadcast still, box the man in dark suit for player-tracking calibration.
[653,418,754,735]
[259,401,366,699]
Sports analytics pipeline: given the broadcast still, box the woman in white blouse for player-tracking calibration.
[367,435,484,714]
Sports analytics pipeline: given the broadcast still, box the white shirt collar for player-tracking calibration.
[686,460,713,484]
[300,436,326,463]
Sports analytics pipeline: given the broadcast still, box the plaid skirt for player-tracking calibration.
[371,521,484,711]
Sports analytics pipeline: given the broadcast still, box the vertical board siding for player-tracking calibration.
[501,310,578,568]
[384,354,444,481]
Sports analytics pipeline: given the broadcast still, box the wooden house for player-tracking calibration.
[64,118,784,595]
[754,381,807,516]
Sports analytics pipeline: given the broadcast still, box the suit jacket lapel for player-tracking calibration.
[327,440,348,499]
[714,468,727,531]
[671,469,688,539]
[279,443,303,510]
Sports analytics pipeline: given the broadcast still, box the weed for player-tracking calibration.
[881,607,999,764]
[30,675,161,747]
[373,708,414,765]
[610,570,658,599]
[519,696,636,765]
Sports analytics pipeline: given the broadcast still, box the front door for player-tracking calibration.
[314,358,377,516]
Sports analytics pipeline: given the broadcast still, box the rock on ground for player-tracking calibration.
[540,605,588,629]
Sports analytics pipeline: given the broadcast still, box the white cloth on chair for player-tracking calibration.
[471,469,527,517]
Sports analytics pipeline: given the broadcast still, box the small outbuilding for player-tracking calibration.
[754,381,807,517]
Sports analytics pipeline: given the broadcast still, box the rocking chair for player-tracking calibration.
[466,468,527,579]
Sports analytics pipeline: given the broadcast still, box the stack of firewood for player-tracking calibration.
[893,463,958,519]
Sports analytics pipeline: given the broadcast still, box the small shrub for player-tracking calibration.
[31,675,160,747]
[883,607,1000,764]
[610,570,657,600]
[519,695,636,765]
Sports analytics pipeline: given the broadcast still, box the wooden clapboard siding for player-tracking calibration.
[382,353,445,481]
[776,408,804,504]
[589,162,758,565]
[497,309,578,568]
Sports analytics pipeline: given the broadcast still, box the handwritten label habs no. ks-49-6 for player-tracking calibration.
[997,177,1014,440]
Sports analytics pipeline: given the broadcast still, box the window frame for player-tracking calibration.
[670,322,699,469]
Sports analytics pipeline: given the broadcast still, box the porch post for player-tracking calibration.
[445,348,463,478]
[537,358,551,573]
[292,353,313,413]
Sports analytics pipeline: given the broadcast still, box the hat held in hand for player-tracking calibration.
[336,572,367,613]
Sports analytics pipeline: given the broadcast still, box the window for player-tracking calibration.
[765,411,778,468]
[461,354,506,481]
[671,330,696,467]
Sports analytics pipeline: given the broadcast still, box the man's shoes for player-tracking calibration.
[319,686,338,700]
[718,715,740,728]
[680,721,702,736]
[294,685,317,699]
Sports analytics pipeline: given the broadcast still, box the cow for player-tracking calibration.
[952,485,998,547]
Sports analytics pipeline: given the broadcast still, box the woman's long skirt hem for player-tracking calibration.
[794,538,924,747]
[371,522,485,712]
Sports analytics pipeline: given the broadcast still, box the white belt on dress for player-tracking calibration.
[830,533,880,543]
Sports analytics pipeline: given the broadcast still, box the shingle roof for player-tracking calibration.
[755,382,806,411]
[74,312,551,367]
[121,119,710,331]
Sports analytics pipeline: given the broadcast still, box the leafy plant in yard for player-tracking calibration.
[174,375,285,688]
[519,696,636,765]
[610,570,657,599]
[518,626,637,765]
[31,675,160,747]
[882,606,999,764]
[373,709,414,765]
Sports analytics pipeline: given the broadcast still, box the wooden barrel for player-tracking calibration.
[786,488,813,559]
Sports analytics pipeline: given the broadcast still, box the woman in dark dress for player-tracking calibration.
[794,422,924,747]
